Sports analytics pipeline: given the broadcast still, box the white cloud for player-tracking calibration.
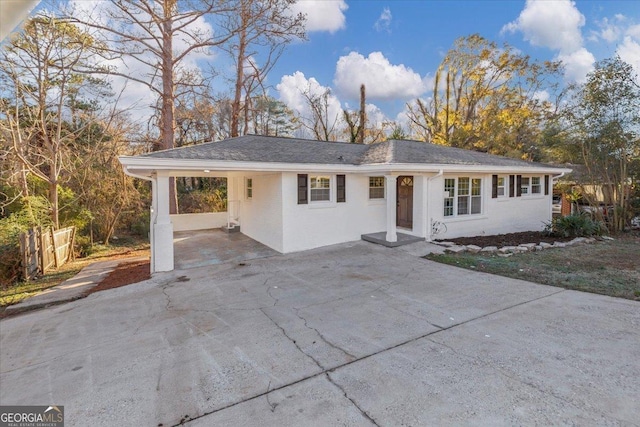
[374,7,392,33]
[617,36,640,79]
[557,48,595,83]
[365,103,387,128]
[504,0,597,83]
[627,24,640,39]
[277,71,343,125]
[334,51,428,101]
[502,0,585,54]
[588,15,629,43]
[290,0,347,34]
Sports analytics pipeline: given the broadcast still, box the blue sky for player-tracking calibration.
[270,0,640,128]
[16,0,640,130]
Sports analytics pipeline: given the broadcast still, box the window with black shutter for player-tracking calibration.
[492,175,498,199]
[297,174,308,204]
[509,175,515,197]
[516,175,522,197]
[336,174,346,203]
[544,175,550,195]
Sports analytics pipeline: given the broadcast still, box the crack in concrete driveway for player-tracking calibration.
[1,241,639,426]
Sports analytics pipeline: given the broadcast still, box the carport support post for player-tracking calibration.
[153,174,174,272]
[385,175,398,243]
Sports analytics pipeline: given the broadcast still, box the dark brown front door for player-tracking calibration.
[397,176,413,229]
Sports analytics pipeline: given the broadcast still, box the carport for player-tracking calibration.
[120,164,245,273]
[173,229,278,270]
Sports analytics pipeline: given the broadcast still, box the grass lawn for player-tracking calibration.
[426,233,640,301]
[0,235,149,308]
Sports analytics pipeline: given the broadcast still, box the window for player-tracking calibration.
[444,177,482,217]
[444,178,455,217]
[310,176,331,202]
[457,177,470,215]
[369,177,385,199]
[471,178,482,214]
[531,176,541,194]
[497,176,506,197]
[246,178,253,199]
[520,177,530,195]
[520,176,542,196]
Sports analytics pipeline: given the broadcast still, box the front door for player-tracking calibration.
[397,176,413,229]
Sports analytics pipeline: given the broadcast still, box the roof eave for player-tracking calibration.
[119,156,571,177]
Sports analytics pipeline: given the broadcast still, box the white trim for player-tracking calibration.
[120,156,571,176]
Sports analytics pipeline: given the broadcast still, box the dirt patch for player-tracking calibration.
[438,231,574,248]
[84,259,150,296]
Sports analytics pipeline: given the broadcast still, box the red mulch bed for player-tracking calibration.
[439,231,574,248]
[84,260,150,296]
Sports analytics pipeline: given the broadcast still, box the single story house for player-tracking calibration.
[119,135,571,273]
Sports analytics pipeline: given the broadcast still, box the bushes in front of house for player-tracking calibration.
[545,213,605,238]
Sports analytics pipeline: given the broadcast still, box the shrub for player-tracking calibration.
[545,213,604,238]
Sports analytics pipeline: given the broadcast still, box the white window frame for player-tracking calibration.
[245,177,253,200]
[309,175,332,203]
[497,175,507,198]
[444,177,483,217]
[520,175,542,196]
[368,176,385,200]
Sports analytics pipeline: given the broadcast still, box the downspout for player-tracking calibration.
[123,167,157,273]
[426,169,444,241]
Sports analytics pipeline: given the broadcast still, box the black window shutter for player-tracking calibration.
[509,175,515,197]
[297,174,308,204]
[492,175,498,199]
[337,174,346,203]
[544,175,550,195]
[516,175,522,197]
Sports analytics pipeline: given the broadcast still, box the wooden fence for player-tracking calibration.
[19,226,76,281]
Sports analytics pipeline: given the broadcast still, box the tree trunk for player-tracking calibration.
[231,8,247,138]
[358,84,365,143]
[49,180,59,229]
[161,0,178,214]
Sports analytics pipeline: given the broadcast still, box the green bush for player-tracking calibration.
[545,213,604,238]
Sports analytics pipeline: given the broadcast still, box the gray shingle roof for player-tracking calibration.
[141,134,555,169]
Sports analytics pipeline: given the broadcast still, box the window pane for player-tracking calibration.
[311,176,330,189]
[311,188,330,201]
[531,176,541,194]
[445,178,455,192]
[444,198,454,216]
[471,196,481,214]
[471,178,481,196]
[369,177,384,188]
[369,187,384,199]
[458,196,469,215]
[458,177,469,195]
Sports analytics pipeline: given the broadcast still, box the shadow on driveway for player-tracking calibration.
[1,241,638,426]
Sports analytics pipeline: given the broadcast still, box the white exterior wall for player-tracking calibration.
[281,172,386,253]
[230,172,285,252]
[428,173,553,240]
[170,212,228,231]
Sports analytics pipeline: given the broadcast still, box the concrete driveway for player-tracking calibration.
[1,241,638,426]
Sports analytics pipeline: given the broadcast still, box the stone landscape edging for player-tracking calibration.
[435,236,609,257]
